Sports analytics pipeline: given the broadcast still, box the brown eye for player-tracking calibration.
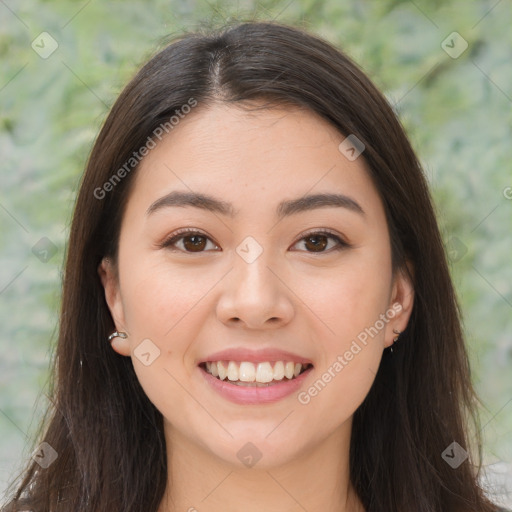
[182,234,208,252]
[291,231,349,253]
[161,230,220,253]
[303,234,329,252]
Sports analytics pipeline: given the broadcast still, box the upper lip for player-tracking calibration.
[199,348,313,365]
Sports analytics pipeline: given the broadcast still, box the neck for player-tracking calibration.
[157,420,365,512]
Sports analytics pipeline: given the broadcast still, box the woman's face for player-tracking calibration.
[100,103,413,469]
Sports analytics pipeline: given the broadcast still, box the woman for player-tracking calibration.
[2,20,507,512]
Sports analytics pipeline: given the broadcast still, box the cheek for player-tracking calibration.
[305,252,392,347]
[115,257,215,404]
[119,258,214,341]
[297,254,392,426]
[295,249,392,412]
[117,259,214,417]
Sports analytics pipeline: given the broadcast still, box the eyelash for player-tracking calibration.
[159,227,350,254]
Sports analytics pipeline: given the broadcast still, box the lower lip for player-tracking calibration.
[199,366,313,405]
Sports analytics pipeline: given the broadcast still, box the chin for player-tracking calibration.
[205,431,308,471]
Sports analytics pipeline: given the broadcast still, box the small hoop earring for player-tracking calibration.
[108,331,127,343]
[390,329,402,354]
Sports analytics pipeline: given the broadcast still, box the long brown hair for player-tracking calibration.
[2,20,499,511]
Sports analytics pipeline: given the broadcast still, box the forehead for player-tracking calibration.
[125,102,384,222]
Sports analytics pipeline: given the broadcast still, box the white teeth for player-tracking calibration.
[256,362,274,383]
[273,361,284,380]
[217,361,227,380]
[204,360,310,383]
[227,361,239,381]
[239,362,256,382]
[284,362,295,379]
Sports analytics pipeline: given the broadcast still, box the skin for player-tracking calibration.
[99,102,414,512]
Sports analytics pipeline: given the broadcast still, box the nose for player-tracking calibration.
[216,250,295,330]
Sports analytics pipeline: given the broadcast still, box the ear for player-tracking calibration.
[384,261,415,348]
[98,257,131,356]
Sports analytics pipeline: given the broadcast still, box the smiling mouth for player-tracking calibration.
[199,360,313,387]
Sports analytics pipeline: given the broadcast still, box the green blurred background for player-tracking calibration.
[1,0,511,504]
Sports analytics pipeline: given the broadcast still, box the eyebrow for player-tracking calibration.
[146,190,365,219]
